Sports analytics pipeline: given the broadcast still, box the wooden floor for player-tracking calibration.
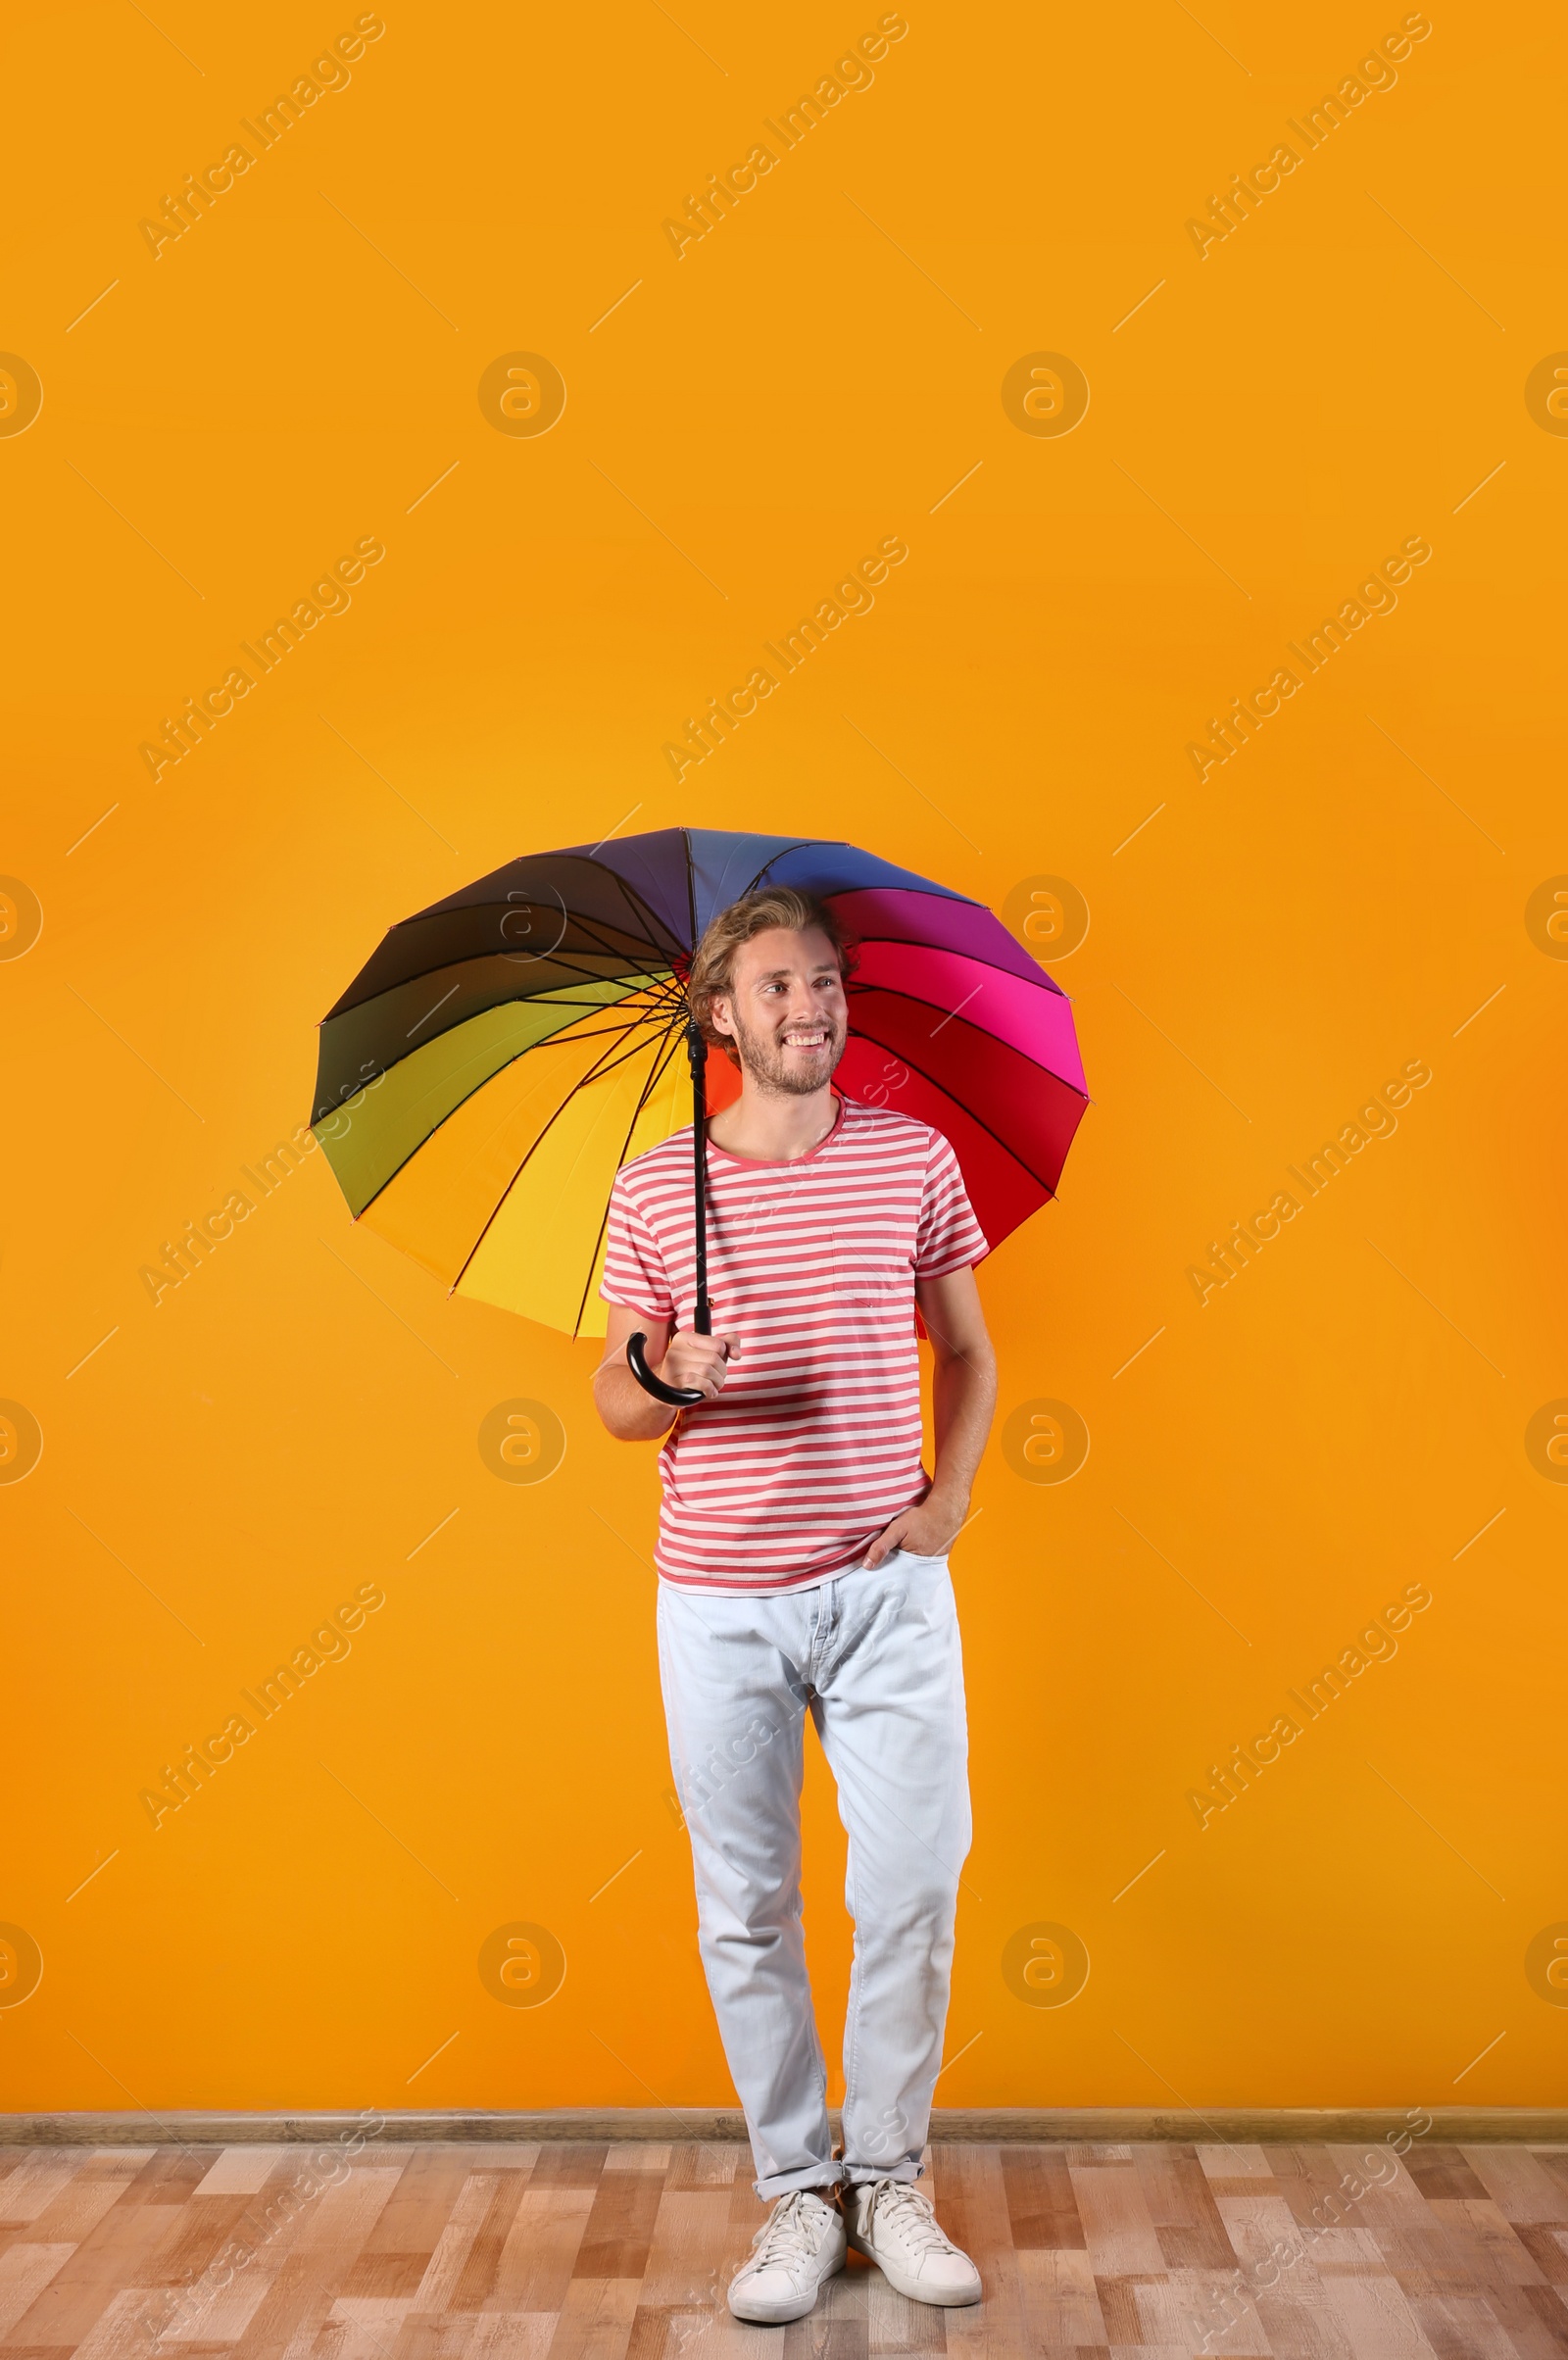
[4,2137,1568,2358]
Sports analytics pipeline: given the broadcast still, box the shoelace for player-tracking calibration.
[748,2188,836,2269]
[863,2179,957,2254]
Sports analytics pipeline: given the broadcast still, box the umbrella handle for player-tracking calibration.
[626,1331,705,1408]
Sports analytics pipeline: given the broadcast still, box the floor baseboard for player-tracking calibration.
[3,2105,1564,2146]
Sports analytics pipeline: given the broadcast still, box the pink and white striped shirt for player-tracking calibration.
[599,1094,988,1592]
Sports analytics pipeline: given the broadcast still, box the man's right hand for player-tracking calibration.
[661,1328,736,1400]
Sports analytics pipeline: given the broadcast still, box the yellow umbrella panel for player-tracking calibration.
[317,980,695,1339]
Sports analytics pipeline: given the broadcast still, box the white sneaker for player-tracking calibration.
[845,2177,982,2305]
[727,2187,847,2324]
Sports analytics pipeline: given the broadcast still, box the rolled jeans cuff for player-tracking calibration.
[753,2161,845,2201]
[841,2158,925,2187]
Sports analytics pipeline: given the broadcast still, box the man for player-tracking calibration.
[592,886,997,2325]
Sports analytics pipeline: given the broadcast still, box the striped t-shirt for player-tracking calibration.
[599,1094,988,1593]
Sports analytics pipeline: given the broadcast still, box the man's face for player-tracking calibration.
[711,926,849,1097]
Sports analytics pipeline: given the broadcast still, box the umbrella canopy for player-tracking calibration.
[311,828,1089,1338]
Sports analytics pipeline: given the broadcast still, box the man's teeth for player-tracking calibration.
[784,1030,827,1046]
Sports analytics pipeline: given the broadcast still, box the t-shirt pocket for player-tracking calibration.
[832,1241,911,1304]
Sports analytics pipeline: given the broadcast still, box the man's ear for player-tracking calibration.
[709,992,735,1041]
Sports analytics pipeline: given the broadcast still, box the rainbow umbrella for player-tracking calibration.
[311,828,1089,1367]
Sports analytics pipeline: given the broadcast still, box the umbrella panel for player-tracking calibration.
[851,939,1086,1090]
[459,1016,695,1336]
[314,948,680,1121]
[318,974,667,1217]
[355,989,681,1296]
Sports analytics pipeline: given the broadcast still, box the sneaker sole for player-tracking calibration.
[846,2236,982,2306]
[727,2248,846,2324]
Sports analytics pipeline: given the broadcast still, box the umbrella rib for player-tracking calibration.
[453,1013,675,1196]
[844,1018,1078,1193]
[851,978,1090,1090]
[745,844,985,909]
[449,1010,686,1295]
[575,861,688,959]
[743,838,844,897]
[318,955,681,1094]
[345,996,674,1221]
[392,855,686,959]
[543,897,684,977]
[569,1019,687,1341]
[564,865,687,964]
[847,931,1067,997]
[326,881,683,1030]
[323,952,664,1042]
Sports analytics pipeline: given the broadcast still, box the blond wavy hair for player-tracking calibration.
[687,887,857,1067]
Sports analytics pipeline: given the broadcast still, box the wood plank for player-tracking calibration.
[338,2150,474,2302]
[1324,2144,1439,2228]
[1134,2264,1272,2353]
[1083,2272,1144,2344]
[1434,2198,1552,2289]
[0,2248,75,2339]
[6,2159,194,2347]
[1011,2248,1105,2348]
[1252,2284,1358,2358]
[1199,2145,1275,2181]
[1066,2166,1166,2276]
[161,2235,293,2345]
[573,2167,665,2284]
[1518,2229,1568,2286]
[192,2150,282,2198]
[932,2151,1032,2360]
[530,2151,609,2193]
[1213,2183,1312,2268]
[70,2288,172,2360]
[407,2171,505,2313]
[1316,2271,1444,2358]
[1464,2153,1568,2228]
[153,2191,258,2288]
[864,2255,949,2353]
[1462,2279,1568,2360]
[487,2189,598,2313]
[1131,2141,1239,2266]
[1404,2292,1522,2359]
[228,2165,404,2359]
[393,2318,557,2360]
[447,2174,531,2312]
[0,2162,85,2233]
[783,2264,867,2360]
[999,2148,1085,2251]
[543,2278,641,2360]
[632,2190,731,2314]
[20,2156,145,2253]
[1404,2149,1494,2206]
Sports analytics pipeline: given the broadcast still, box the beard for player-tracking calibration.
[727,1003,848,1098]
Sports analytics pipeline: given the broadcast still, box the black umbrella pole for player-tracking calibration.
[688,1018,711,1336]
[624,1018,711,1409]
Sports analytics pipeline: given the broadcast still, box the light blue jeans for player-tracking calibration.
[656,1551,971,2199]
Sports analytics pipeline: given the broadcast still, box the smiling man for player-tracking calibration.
[592,886,997,2325]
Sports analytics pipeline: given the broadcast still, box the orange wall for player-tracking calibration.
[3,0,1564,2112]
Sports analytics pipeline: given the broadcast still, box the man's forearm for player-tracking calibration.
[593,1365,678,1443]
[927,1343,998,1507]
